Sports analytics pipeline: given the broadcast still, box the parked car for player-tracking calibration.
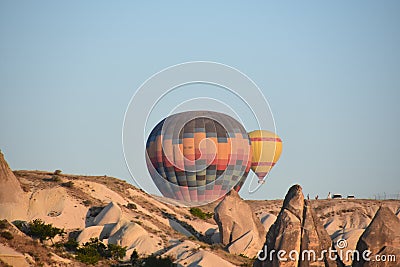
[347,195,355,199]
[332,194,343,199]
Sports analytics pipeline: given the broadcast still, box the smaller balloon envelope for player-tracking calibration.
[145,111,252,205]
[248,130,282,183]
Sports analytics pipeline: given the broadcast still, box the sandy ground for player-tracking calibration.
[175,249,237,267]
[73,180,128,205]
[27,187,88,229]
[0,243,30,267]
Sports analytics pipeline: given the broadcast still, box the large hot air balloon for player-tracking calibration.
[146,111,252,204]
[248,130,282,183]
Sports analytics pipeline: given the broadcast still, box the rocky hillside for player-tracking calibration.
[0,151,399,266]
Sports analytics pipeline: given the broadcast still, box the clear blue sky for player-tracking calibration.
[1,1,399,199]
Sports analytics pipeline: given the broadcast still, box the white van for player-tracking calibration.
[332,194,343,199]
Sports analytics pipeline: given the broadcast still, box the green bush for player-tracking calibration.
[13,220,28,233]
[140,255,174,267]
[106,243,126,260]
[61,181,74,188]
[131,252,174,267]
[51,175,61,182]
[76,238,105,265]
[27,219,65,243]
[0,219,7,230]
[0,231,13,240]
[75,238,126,265]
[54,170,62,175]
[189,207,213,220]
[63,238,79,251]
[130,250,139,265]
[76,245,102,265]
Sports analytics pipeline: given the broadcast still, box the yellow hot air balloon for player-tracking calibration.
[248,130,282,183]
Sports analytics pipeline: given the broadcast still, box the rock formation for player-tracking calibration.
[0,150,24,203]
[352,206,400,267]
[300,200,337,267]
[214,189,266,257]
[254,184,338,267]
[0,150,28,220]
[260,213,277,232]
[77,201,163,259]
[0,150,88,225]
[92,201,122,226]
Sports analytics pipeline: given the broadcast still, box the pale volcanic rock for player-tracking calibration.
[256,184,304,267]
[254,184,338,267]
[300,200,337,267]
[76,225,105,244]
[108,221,162,257]
[0,151,24,203]
[162,240,200,261]
[214,189,265,257]
[175,249,237,267]
[353,206,400,267]
[332,228,365,266]
[0,151,28,220]
[92,201,122,226]
[260,213,277,232]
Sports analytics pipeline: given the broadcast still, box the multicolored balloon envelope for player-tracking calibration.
[145,111,252,204]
